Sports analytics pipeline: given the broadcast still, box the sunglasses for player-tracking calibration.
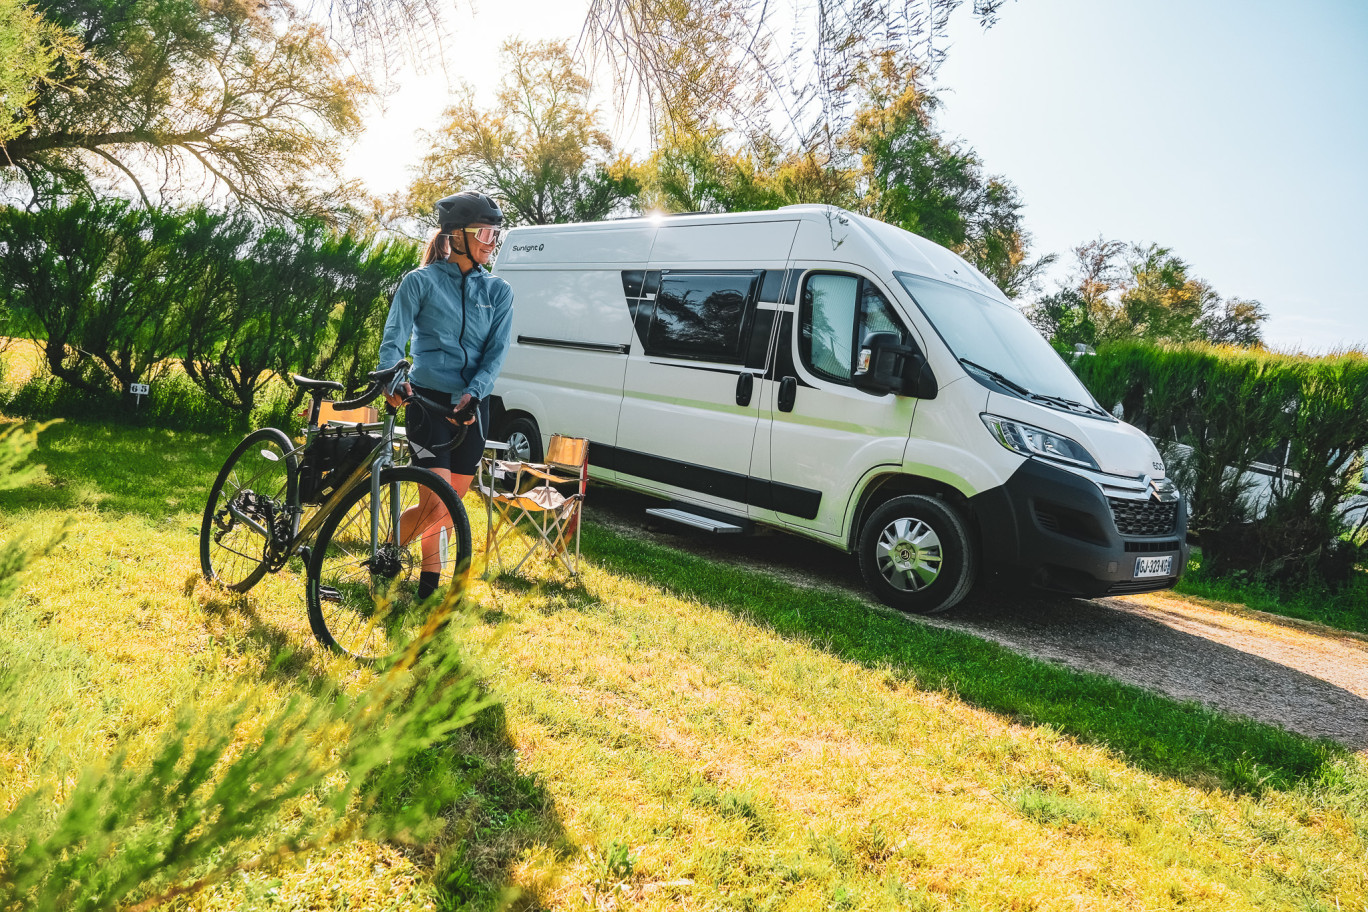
[455,226,504,244]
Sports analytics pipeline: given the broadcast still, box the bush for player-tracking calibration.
[1073,342,1368,586]
[1,371,309,436]
[0,199,417,429]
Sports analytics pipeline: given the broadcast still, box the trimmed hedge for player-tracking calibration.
[1073,342,1368,583]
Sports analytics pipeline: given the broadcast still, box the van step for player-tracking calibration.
[646,507,746,534]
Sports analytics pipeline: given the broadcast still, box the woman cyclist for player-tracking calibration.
[378,190,513,597]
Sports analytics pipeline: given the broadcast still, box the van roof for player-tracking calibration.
[497,205,1006,300]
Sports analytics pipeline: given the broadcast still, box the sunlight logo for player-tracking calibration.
[511,243,545,253]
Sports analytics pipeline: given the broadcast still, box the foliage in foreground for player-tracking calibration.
[0,423,492,909]
[0,641,487,910]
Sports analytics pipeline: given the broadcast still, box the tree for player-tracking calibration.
[2,0,371,219]
[0,196,130,396]
[1118,244,1210,343]
[408,39,637,227]
[845,50,1052,297]
[640,130,853,214]
[182,220,337,421]
[0,0,80,144]
[580,0,1008,143]
[1199,296,1268,347]
[286,232,417,406]
[1029,240,1267,348]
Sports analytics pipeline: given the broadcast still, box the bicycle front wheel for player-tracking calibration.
[201,428,299,592]
[306,466,473,661]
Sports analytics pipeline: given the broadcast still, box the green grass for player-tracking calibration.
[1175,547,1368,635]
[580,525,1346,794]
[3,417,1367,911]
[0,419,564,910]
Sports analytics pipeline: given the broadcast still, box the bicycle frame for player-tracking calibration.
[223,397,404,568]
[289,411,402,558]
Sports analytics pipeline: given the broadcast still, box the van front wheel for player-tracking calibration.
[858,495,976,614]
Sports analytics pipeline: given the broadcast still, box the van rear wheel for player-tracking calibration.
[500,415,543,463]
[858,495,975,614]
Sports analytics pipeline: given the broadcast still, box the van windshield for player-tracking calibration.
[895,272,1103,413]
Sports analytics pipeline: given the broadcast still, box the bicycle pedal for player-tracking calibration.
[318,585,341,603]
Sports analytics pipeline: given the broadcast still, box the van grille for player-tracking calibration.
[1108,498,1179,537]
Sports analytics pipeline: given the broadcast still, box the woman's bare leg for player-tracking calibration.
[399,467,454,572]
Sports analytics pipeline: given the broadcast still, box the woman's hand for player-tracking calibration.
[453,393,479,425]
[385,382,411,410]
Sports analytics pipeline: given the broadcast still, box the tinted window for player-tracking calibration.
[800,272,912,384]
[647,272,756,361]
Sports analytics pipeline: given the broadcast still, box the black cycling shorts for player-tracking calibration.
[404,384,489,476]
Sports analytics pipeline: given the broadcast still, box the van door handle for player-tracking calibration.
[735,372,754,406]
[778,376,797,412]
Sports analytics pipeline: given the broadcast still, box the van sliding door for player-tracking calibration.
[608,269,769,507]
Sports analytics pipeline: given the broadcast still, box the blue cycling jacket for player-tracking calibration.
[377,261,514,402]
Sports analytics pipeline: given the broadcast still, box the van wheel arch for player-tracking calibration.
[849,474,971,552]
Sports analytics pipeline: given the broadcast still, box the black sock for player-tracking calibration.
[418,571,441,600]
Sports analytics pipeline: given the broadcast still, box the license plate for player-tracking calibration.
[1134,555,1173,578]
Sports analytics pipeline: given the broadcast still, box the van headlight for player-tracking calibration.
[981,415,1099,469]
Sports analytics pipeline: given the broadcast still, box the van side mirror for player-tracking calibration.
[854,331,938,400]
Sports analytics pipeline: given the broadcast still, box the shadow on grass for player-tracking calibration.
[577,523,1352,796]
[485,570,598,617]
[403,701,574,911]
[196,586,323,687]
[11,421,236,521]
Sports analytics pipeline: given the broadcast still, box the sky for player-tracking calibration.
[342,0,1368,355]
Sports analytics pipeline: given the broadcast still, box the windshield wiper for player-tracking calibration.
[958,358,1031,397]
[960,358,1110,417]
[1027,392,1110,418]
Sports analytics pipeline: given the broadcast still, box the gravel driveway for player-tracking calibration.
[588,488,1368,752]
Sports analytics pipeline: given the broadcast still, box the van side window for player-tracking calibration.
[646,272,757,362]
[800,272,912,384]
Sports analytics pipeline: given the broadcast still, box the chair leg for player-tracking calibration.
[506,506,547,577]
[485,503,524,577]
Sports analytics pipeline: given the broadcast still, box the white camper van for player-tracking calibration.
[488,206,1188,613]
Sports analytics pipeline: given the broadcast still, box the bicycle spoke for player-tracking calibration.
[201,429,297,593]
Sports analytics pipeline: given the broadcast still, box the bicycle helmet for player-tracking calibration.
[434,191,504,230]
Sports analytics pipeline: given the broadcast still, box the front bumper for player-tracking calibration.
[968,458,1189,597]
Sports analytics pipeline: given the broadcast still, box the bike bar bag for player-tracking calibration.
[299,424,380,504]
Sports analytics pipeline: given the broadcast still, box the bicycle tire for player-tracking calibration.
[201,428,299,592]
[305,466,473,662]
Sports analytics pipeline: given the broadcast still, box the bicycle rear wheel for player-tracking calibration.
[200,428,299,592]
[306,466,472,662]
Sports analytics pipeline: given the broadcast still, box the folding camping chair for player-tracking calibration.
[478,434,589,577]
